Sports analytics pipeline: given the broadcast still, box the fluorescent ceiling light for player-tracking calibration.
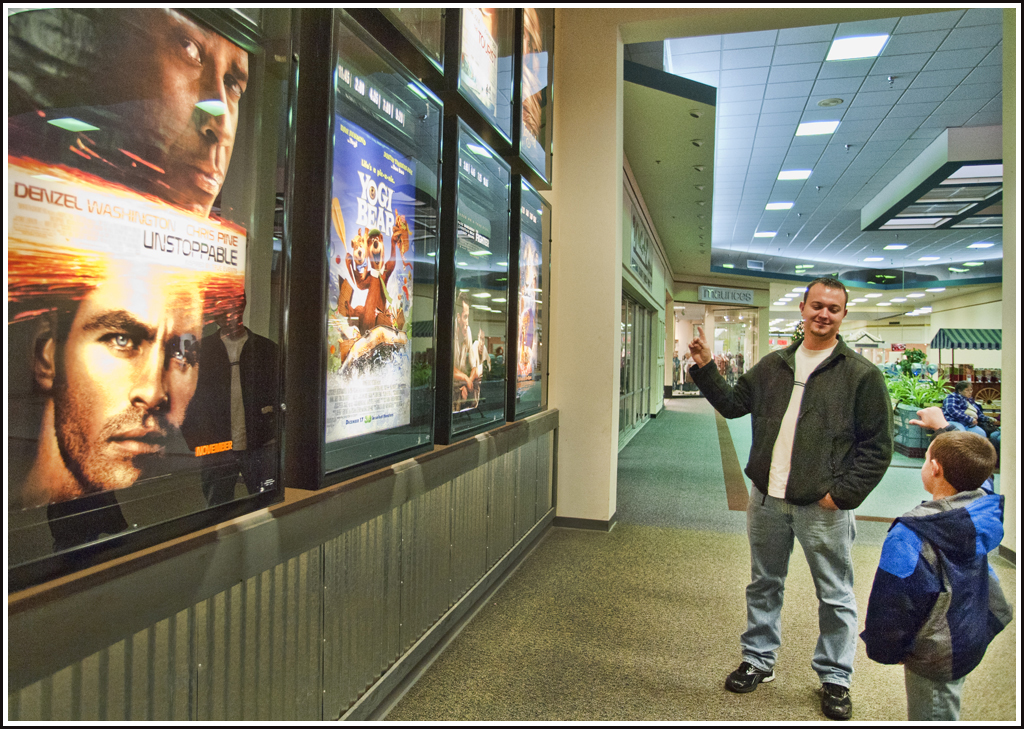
[466,143,492,157]
[847,302,857,306]
[722,264,734,268]
[963,262,984,267]
[852,298,868,303]
[968,242,994,248]
[792,287,807,293]
[754,232,776,238]
[47,117,100,132]
[472,292,491,298]
[766,202,794,210]
[890,298,907,303]
[906,293,926,298]
[884,244,907,250]
[470,250,492,256]
[427,251,436,257]
[778,170,812,180]
[865,293,883,298]
[949,267,969,273]
[864,257,883,262]
[796,121,840,136]
[826,34,889,61]
[919,256,940,261]
[926,288,945,293]
[876,302,892,307]
[796,264,814,269]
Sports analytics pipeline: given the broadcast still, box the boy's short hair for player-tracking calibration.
[929,431,997,492]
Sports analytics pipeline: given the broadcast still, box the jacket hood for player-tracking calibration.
[896,490,1004,561]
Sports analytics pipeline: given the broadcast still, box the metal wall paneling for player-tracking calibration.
[487,455,516,569]
[323,509,403,719]
[194,549,322,721]
[450,470,490,602]
[537,430,554,519]
[515,439,538,543]
[400,480,454,652]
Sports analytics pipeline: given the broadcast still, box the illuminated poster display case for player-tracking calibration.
[508,179,551,419]
[451,8,515,144]
[439,121,512,443]
[322,13,443,476]
[381,8,446,73]
[516,8,554,183]
[6,8,290,589]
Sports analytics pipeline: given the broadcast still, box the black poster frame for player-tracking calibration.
[6,7,293,591]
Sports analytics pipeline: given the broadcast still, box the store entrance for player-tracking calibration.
[620,293,652,440]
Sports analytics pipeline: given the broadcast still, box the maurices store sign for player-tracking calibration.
[699,286,754,305]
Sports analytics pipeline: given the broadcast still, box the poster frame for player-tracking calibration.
[6,7,291,592]
[513,8,554,186]
[317,10,445,485]
[507,177,551,421]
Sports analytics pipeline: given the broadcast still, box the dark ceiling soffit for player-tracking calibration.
[623,60,716,106]
[861,159,1004,232]
[709,265,1002,291]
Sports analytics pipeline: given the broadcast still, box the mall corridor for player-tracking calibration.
[383,397,1017,722]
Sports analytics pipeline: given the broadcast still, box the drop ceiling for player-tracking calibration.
[624,8,1005,307]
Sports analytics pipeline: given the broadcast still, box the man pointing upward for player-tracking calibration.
[687,277,893,721]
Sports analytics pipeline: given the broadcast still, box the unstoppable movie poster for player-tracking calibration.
[7,8,250,513]
[325,116,416,442]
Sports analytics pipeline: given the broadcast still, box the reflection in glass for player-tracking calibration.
[383,8,445,70]
[452,123,510,434]
[520,8,554,178]
[513,182,549,416]
[458,8,514,140]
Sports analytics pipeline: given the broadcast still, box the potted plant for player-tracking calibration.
[885,371,951,458]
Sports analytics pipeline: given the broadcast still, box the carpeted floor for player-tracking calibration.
[386,398,1018,722]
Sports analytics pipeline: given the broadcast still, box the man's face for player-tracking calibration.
[799,283,847,343]
[117,10,249,215]
[53,263,202,495]
[458,301,471,339]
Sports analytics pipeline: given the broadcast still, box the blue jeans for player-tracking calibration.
[742,489,858,687]
[948,421,987,438]
[904,666,965,721]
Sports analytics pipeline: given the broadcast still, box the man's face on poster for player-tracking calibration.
[458,299,471,342]
[114,10,249,216]
[51,263,202,495]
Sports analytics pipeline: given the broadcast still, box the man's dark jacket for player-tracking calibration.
[182,328,280,452]
[690,335,893,509]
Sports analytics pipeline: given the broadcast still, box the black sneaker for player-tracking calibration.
[820,682,852,721]
[725,661,775,693]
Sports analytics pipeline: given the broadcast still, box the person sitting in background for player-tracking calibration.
[942,381,1000,453]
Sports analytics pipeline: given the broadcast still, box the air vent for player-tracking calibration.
[747,260,764,271]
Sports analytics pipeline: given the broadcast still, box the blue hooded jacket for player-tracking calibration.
[860,486,1012,681]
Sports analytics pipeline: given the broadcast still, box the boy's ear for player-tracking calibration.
[32,314,58,393]
[929,457,944,482]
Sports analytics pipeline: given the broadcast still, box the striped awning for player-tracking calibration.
[929,328,1002,351]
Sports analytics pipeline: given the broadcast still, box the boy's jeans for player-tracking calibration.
[905,666,965,721]
[741,490,858,687]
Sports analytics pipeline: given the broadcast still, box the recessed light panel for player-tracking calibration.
[754,232,776,238]
[766,202,794,210]
[778,170,813,180]
[864,257,883,262]
[968,242,995,249]
[796,121,840,136]
[883,244,907,250]
[919,256,940,261]
[826,35,889,61]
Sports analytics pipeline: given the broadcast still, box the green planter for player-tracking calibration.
[893,403,934,458]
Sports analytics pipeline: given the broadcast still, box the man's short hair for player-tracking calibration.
[802,276,848,308]
[930,431,997,492]
[954,380,972,394]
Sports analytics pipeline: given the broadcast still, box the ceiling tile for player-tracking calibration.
[835,17,899,37]
[723,29,779,49]
[667,36,722,55]
[758,111,802,127]
[883,30,951,56]
[893,11,962,34]
[810,77,863,97]
[870,52,932,76]
[760,96,806,115]
[969,109,1002,127]
[670,50,723,74]
[850,89,901,108]
[764,80,815,100]
[677,71,720,88]
[777,24,836,45]
[909,67,971,88]
[897,86,952,104]
[772,42,830,66]
[979,43,1003,66]
[947,81,1002,103]
[719,84,766,104]
[922,48,990,71]
[817,58,875,79]
[768,62,821,83]
[721,46,773,70]
[721,66,769,87]
[958,8,1005,27]
[963,64,1002,85]
[885,101,939,118]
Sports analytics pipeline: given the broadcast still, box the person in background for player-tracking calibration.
[942,380,1000,453]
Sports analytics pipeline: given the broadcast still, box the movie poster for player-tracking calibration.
[325,117,417,442]
[517,224,542,400]
[7,9,253,516]
[520,8,549,174]
[461,8,499,116]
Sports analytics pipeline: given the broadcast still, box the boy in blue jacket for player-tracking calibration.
[860,407,1012,721]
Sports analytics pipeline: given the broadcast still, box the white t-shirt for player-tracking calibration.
[767,342,837,498]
